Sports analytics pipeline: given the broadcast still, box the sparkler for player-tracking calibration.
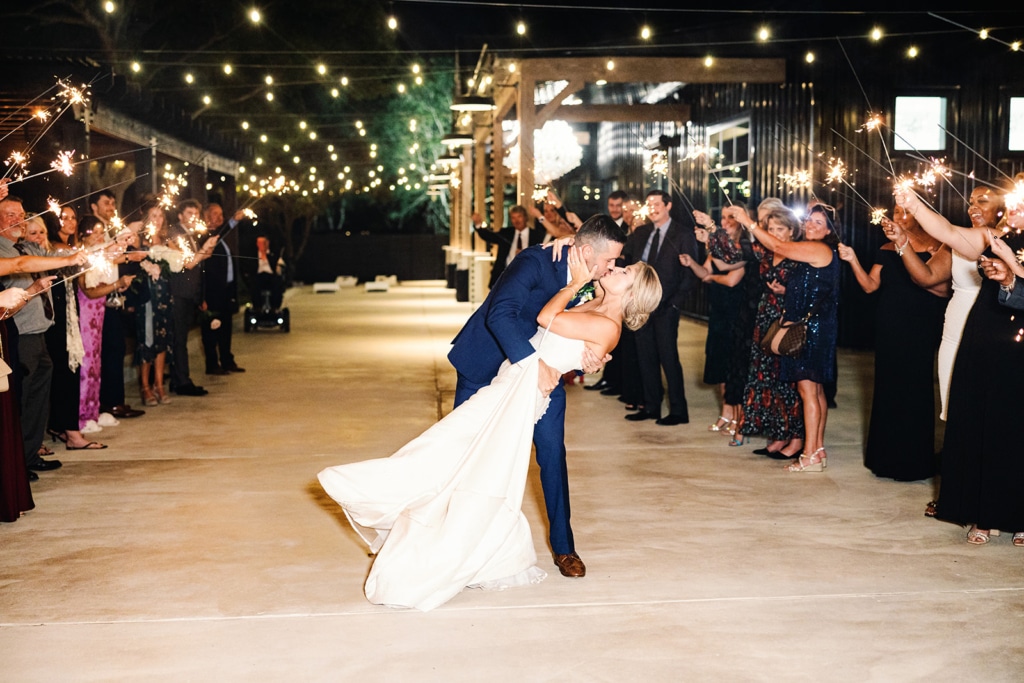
[824,158,847,186]
[177,236,196,264]
[50,150,75,176]
[5,151,29,179]
[47,197,61,220]
[870,208,888,225]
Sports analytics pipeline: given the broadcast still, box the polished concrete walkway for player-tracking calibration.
[2,281,1022,682]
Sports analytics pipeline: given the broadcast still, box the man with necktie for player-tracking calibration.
[473,206,547,289]
[621,190,699,425]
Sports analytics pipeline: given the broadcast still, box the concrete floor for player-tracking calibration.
[2,281,1022,682]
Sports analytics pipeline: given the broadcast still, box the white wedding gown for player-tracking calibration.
[937,251,982,420]
[318,327,584,611]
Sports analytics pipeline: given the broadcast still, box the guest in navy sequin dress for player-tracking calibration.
[746,204,840,472]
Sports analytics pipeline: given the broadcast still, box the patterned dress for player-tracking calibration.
[77,286,107,427]
[131,264,173,364]
[779,246,840,384]
[739,244,804,440]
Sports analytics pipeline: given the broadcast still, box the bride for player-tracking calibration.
[318,246,661,611]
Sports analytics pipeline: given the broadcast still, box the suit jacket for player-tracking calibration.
[448,244,568,385]
[201,234,239,315]
[476,225,548,288]
[621,219,700,314]
[998,278,1024,310]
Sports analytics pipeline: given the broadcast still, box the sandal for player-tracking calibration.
[1013,533,1024,547]
[785,447,826,473]
[924,501,937,518]
[37,446,55,457]
[966,526,999,545]
[708,415,730,432]
[65,441,108,451]
[47,428,68,444]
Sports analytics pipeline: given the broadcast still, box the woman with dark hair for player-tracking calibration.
[77,215,133,434]
[746,204,840,472]
[896,183,1024,546]
[738,205,805,456]
[683,203,758,442]
[839,205,947,481]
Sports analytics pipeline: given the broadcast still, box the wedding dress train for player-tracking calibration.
[318,327,584,611]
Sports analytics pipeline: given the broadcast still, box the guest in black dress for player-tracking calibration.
[838,205,948,481]
[897,185,1024,545]
[684,204,757,442]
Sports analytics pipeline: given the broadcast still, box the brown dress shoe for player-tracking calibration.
[553,552,586,578]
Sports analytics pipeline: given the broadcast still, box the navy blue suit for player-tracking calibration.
[447,244,575,555]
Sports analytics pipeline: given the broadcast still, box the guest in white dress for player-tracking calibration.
[318,250,661,611]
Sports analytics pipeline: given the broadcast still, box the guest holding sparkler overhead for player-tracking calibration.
[745,204,840,472]
[166,199,218,396]
[682,203,758,443]
[896,182,1024,546]
[130,202,175,406]
[738,202,804,457]
[838,204,947,481]
[77,216,134,437]
[887,186,1002,421]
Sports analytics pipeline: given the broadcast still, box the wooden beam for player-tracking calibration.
[521,57,785,85]
[550,104,691,123]
[516,62,535,208]
[534,78,585,127]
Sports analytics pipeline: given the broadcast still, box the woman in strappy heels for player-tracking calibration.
[746,204,841,472]
[683,204,758,443]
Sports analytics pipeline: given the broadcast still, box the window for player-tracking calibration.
[893,96,947,151]
[1009,97,1024,151]
[705,118,751,216]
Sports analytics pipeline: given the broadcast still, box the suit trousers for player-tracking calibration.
[17,333,52,462]
[201,312,235,372]
[635,308,689,419]
[169,297,196,389]
[454,372,574,555]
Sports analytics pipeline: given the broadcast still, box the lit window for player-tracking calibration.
[893,96,947,151]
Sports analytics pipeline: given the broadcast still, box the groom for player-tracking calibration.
[448,214,626,578]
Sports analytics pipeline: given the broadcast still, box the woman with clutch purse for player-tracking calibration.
[746,204,840,472]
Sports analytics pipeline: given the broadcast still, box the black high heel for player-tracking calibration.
[47,428,68,444]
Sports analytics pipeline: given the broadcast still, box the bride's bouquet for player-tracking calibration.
[143,244,186,278]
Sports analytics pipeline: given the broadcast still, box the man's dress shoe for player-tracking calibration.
[583,379,609,392]
[625,411,658,422]
[175,384,208,396]
[224,365,246,373]
[655,414,688,426]
[554,552,586,578]
[27,470,38,482]
[27,457,62,471]
[206,368,230,376]
[110,404,145,418]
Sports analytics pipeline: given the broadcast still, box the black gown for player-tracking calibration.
[936,235,1024,531]
[863,249,947,481]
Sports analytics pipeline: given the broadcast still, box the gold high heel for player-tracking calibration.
[785,447,826,473]
[708,415,729,432]
[154,386,172,405]
[141,387,158,407]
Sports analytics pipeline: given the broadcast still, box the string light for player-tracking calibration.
[184,73,194,84]
[316,63,327,75]
[704,56,713,67]
[223,64,233,75]
[871,27,883,41]
[264,75,273,85]
[387,15,398,30]
[131,61,141,73]
[979,28,989,40]
[104,1,115,13]
[516,21,526,36]
[249,8,261,23]
[805,52,815,63]
[641,26,652,40]
[907,45,919,58]
[758,26,770,41]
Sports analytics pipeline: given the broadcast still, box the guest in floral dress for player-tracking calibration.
[130,203,176,406]
[738,207,805,457]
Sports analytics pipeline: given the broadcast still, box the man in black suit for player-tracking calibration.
[473,205,547,289]
[621,190,699,425]
[200,203,245,375]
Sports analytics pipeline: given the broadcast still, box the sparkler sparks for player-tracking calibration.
[176,236,196,264]
[86,250,117,282]
[684,143,707,161]
[778,170,813,191]
[56,79,89,107]
[50,150,75,176]
[531,187,548,203]
[870,208,888,225]
[825,158,847,186]
[241,208,257,220]
[47,197,61,219]
[859,114,884,132]
[34,110,50,122]
[5,151,28,178]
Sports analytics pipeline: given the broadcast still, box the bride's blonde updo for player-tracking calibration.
[622,262,662,331]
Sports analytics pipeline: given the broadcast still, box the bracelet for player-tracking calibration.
[895,239,910,256]
[1001,274,1017,293]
